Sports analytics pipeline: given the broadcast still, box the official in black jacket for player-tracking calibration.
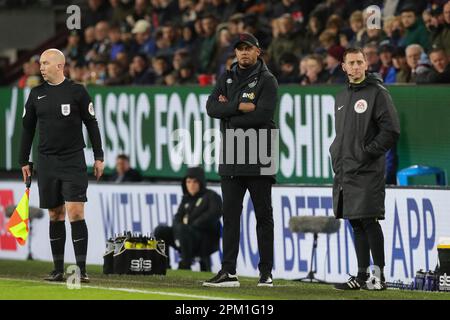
[203,33,278,287]
[154,167,222,271]
[330,48,400,291]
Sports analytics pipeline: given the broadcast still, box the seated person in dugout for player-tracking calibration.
[109,154,143,183]
[154,166,222,271]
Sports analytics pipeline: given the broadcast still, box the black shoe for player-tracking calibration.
[80,272,90,283]
[362,276,387,291]
[44,270,65,282]
[334,275,364,291]
[203,270,240,287]
[258,273,273,287]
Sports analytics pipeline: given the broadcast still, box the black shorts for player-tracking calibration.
[36,150,88,209]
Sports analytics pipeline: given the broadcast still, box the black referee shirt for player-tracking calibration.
[19,79,104,166]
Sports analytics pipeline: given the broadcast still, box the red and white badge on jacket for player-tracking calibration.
[354,99,368,113]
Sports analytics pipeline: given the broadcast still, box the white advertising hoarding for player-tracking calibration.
[1,181,449,283]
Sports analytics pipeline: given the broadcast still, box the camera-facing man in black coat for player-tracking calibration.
[203,33,278,287]
[330,48,400,291]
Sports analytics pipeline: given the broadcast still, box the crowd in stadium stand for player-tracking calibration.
[17,0,450,88]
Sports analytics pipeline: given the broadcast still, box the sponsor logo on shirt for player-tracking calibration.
[242,92,255,100]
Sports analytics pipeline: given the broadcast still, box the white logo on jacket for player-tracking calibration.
[354,99,368,113]
[61,104,71,116]
[248,79,257,88]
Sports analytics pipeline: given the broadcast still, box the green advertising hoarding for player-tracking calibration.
[1,85,449,184]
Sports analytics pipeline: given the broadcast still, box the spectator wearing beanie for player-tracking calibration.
[278,53,299,84]
[392,46,411,83]
[378,41,397,84]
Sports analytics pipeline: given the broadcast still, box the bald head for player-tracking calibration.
[40,49,66,84]
[41,49,65,65]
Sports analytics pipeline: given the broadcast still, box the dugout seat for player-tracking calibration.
[397,165,446,186]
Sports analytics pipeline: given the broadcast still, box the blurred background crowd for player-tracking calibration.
[11,0,450,88]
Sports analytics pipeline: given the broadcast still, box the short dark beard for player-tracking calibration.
[238,59,256,69]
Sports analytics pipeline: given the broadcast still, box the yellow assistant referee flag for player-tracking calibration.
[6,188,30,246]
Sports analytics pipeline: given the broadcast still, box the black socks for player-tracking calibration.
[350,218,385,282]
[71,220,88,274]
[49,221,66,273]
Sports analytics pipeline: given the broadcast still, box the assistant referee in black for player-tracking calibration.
[330,48,400,291]
[19,48,104,282]
[203,33,278,287]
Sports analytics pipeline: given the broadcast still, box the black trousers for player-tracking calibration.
[221,176,274,275]
[349,218,385,278]
[154,224,204,268]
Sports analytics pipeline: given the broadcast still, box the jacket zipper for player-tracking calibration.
[339,89,353,188]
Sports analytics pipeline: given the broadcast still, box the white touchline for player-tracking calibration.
[0,277,240,300]
[84,286,239,300]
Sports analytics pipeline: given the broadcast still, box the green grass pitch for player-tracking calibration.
[0,259,449,300]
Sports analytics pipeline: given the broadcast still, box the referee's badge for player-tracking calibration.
[88,102,95,116]
[354,99,368,114]
[61,104,71,116]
